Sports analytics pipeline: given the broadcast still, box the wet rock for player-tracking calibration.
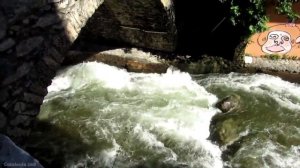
[209,116,241,146]
[16,36,44,57]
[126,60,168,73]
[220,134,249,162]
[0,38,15,52]
[216,94,241,113]
[0,10,7,40]
[209,94,245,146]
[174,56,234,74]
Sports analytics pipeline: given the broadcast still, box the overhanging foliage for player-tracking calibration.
[220,0,300,35]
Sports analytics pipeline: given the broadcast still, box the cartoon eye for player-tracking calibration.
[282,36,290,41]
[269,34,278,39]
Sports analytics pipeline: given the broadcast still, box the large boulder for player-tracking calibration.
[209,116,241,146]
[215,94,241,113]
[209,94,243,146]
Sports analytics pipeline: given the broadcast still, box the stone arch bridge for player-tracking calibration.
[0,0,176,141]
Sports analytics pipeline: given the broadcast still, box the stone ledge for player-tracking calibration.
[244,56,300,73]
[64,48,170,73]
[242,55,300,83]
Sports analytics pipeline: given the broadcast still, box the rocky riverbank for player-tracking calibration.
[64,48,241,73]
[63,48,300,84]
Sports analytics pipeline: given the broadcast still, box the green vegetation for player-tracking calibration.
[263,54,281,60]
[260,54,300,60]
[220,0,300,35]
[245,53,300,60]
[276,0,300,22]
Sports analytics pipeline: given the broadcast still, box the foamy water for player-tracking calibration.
[40,62,223,168]
[196,73,300,168]
[28,62,300,168]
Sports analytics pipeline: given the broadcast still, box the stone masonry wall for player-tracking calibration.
[0,0,103,141]
[77,0,177,52]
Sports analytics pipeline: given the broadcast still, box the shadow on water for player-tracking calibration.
[22,94,115,168]
[23,120,91,168]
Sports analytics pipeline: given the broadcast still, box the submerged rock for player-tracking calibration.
[209,116,241,146]
[216,94,241,113]
[209,94,242,146]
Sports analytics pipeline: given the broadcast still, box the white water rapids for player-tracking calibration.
[34,61,300,168]
[41,62,223,168]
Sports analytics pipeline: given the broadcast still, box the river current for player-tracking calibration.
[27,62,300,168]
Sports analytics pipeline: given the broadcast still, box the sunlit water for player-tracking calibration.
[27,62,300,168]
[196,73,300,168]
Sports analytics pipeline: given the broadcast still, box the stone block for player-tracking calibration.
[13,102,26,112]
[45,47,64,63]
[42,56,59,70]
[0,10,7,40]
[1,62,33,86]
[0,38,15,52]
[16,36,44,57]
[6,126,30,138]
[0,89,9,103]
[34,14,60,28]
[29,83,48,96]
[19,110,39,116]
[23,93,44,105]
[9,115,33,127]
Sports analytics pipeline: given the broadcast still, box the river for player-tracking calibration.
[25,62,300,168]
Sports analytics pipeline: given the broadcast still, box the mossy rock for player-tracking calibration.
[209,117,241,146]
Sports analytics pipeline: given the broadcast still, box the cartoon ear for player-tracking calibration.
[296,36,300,43]
[257,32,268,46]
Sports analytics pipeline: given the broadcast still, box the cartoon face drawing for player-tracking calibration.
[262,31,292,54]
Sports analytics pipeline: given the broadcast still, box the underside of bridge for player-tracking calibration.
[0,0,242,142]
